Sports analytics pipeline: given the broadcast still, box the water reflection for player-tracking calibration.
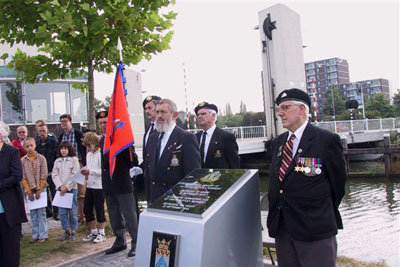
[260,175,400,267]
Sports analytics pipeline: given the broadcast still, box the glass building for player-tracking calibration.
[0,66,88,125]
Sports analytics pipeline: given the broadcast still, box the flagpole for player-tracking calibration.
[117,36,123,63]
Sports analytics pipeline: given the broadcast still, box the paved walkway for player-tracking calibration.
[56,248,135,267]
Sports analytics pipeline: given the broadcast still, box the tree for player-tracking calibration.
[365,93,394,118]
[217,113,243,127]
[321,85,346,120]
[242,112,265,126]
[393,89,400,117]
[4,82,23,120]
[0,0,176,130]
[239,100,247,114]
[224,103,232,115]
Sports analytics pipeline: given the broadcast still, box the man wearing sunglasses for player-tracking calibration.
[267,88,346,267]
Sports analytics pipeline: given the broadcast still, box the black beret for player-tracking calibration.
[276,88,311,108]
[95,110,108,120]
[142,95,161,108]
[194,102,218,115]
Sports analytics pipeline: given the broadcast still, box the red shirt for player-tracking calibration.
[11,139,27,158]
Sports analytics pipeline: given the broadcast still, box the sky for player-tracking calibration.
[94,0,399,114]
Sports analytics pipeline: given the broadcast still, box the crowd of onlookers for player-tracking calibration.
[0,115,107,266]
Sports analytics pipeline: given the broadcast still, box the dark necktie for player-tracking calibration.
[279,134,295,181]
[200,131,207,166]
[155,132,164,166]
[150,122,155,133]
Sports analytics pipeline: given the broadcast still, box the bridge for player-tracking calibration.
[217,118,400,155]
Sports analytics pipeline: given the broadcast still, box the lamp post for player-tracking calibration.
[330,84,336,120]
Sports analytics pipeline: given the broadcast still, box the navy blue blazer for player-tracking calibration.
[0,144,27,227]
[144,125,201,203]
[267,123,346,242]
[196,127,240,169]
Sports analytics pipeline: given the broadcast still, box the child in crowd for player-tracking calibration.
[81,132,106,243]
[52,141,80,241]
[21,137,48,243]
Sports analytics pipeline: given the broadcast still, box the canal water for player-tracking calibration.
[259,162,400,266]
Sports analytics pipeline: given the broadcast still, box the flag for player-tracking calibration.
[103,62,135,179]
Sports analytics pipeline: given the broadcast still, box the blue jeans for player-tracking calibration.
[30,206,48,239]
[58,189,78,231]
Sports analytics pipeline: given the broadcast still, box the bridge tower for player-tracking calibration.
[257,4,306,139]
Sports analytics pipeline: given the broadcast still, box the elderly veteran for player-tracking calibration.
[194,101,240,169]
[267,88,346,267]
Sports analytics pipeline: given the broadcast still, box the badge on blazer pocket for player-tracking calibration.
[214,150,223,158]
[170,154,180,167]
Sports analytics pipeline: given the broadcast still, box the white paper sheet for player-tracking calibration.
[26,191,47,210]
[52,191,73,209]
[71,166,87,185]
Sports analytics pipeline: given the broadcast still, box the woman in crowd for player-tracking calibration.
[0,121,27,267]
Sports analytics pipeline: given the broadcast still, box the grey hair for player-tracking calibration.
[292,100,310,117]
[208,109,218,121]
[158,98,178,113]
[0,121,10,142]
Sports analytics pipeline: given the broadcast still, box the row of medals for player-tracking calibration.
[294,164,322,176]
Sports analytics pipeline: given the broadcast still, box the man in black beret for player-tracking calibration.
[195,101,240,169]
[267,88,346,267]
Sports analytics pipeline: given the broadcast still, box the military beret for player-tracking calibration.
[194,101,218,115]
[95,110,108,120]
[142,95,161,108]
[276,88,311,108]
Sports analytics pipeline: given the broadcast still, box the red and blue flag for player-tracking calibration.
[103,63,135,179]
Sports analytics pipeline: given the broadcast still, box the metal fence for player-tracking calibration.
[313,118,400,134]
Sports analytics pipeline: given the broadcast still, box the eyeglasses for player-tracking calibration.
[18,131,26,133]
[275,104,295,113]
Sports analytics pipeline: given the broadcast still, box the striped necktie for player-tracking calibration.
[279,134,295,181]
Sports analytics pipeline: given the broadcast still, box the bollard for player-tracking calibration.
[340,136,349,173]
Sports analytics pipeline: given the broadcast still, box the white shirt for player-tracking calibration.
[144,122,155,147]
[287,120,309,158]
[85,150,102,189]
[159,123,176,158]
[200,124,216,163]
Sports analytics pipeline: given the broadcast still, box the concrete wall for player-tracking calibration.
[258,4,306,138]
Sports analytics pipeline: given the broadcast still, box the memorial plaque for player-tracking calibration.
[150,169,247,215]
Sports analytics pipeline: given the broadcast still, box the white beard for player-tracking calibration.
[155,117,174,133]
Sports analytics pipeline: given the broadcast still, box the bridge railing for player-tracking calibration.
[188,126,267,140]
[313,118,400,134]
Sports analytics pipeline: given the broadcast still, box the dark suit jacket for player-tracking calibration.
[267,123,346,242]
[100,136,138,196]
[0,144,28,227]
[58,128,86,165]
[196,127,240,169]
[144,125,201,203]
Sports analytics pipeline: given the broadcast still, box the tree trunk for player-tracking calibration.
[87,58,96,131]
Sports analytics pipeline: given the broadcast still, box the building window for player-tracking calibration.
[0,81,23,124]
[25,82,71,123]
[71,85,88,122]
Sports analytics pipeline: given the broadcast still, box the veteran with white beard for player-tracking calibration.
[143,99,201,203]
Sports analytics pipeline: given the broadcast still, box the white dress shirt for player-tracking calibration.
[287,120,309,158]
[159,123,176,158]
[200,124,216,163]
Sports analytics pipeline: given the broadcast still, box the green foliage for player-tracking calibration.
[365,93,394,119]
[4,82,22,115]
[336,109,363,121]
[322,85,346,120]
[242,112,266,126]
[0,0,176,128]
[94,96,111,113]
[217,113,243,127]
[393,90,400,117]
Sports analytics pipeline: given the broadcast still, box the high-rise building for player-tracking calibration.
[305,57,350,115]
[341,79,390,117]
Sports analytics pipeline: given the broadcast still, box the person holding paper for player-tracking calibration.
[52,141,80,241]
[21,137,49,243]
[0,121,27,267]
[81,132,106,243]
